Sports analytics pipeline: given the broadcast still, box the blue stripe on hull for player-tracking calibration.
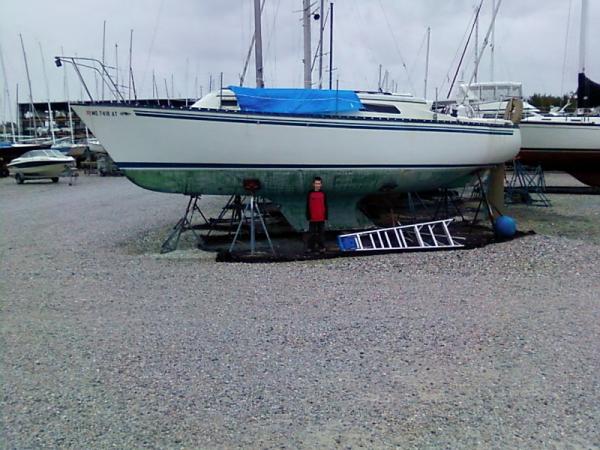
[133,110,515,136]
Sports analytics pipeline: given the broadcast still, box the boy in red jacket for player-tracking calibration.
[306,177,328,253]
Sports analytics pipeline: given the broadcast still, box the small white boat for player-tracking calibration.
[7,149,75,184]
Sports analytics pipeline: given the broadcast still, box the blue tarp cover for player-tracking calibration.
[228,86,362,114]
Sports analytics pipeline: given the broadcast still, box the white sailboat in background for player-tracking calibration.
[453,0,600,188]
[518,0,600,187]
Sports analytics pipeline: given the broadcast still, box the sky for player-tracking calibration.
[0,0,598,113]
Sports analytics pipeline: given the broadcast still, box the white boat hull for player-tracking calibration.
[72,104,520,229]
[520,118,600,187]
[8,160,73,178]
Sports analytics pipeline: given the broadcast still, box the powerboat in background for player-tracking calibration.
[0,139,53,168]
[7,149,75,184]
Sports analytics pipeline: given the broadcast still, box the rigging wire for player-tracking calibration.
[264,0,283,85]
[407,28,429,90]
[560,0,573,95]
[140,0,165,97]
[446,0,484,99]
[438,2,481,97]
[376,0,415,94]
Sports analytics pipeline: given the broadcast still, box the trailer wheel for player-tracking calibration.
[15,173,24,184]
[51,177,59,183]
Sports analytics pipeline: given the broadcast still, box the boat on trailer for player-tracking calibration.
[7,149,75,184]
[71,88,520,230]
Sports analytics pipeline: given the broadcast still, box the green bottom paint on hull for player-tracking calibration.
[124,168,480,231]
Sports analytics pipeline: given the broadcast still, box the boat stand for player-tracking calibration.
[228,192,275,256]
[505,161,551,207]
[205,195,244,237]
[471,172,501,228]
[160,195,209,253]
[432,188,465,221]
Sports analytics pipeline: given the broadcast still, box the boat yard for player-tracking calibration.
[2,0,600,447]
[1,173,599,448]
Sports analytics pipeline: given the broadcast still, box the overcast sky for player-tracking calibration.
[1,0,598,110]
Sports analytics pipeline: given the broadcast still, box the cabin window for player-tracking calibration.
[362,104,401,114]
[220,99,238,107]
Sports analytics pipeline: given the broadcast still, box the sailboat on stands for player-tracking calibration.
[518,0,600,189]
[67,2,520,231]
[519,71,600,187]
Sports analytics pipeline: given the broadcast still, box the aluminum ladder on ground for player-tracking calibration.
[337,218,464,252]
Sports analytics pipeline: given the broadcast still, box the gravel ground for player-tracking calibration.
[1,174,599,449]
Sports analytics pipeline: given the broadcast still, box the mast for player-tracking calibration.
[115,43,119,99]
[329,2,334,89]
[16,84,20,140]
[253,0,264,88]
[461,0,503,103]
[579,0,588,74]
[424,27,431,99]
[62,46,75,144]
[128,29,133,101]
[164,78,170,106]
[303,0,312,88]
[19,34,36,137]
[318,0,324,88]
[490,0,496,81]
[474,5,479,83]
[185,57,189,106]
[240,0,266,87]
[38,42,55,144]
[0,44,16,141]
[101,20,106,101]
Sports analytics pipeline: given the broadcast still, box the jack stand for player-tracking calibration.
[433,188,465,222]
[405,192,427,222]
[505,161,551,207]
[471,172,501,228]
[229,192,275,256]
[160,195,208,253]
[206,195,244,237]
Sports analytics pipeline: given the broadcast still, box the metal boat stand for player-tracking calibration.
[432,188,465,221]
[160,195,209,253]
[505,161,551,207]
[205,194,244,237]
[229,191,275,256]
[471,172,501,228]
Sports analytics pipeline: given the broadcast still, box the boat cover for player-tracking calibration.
[228,86,362,114]
[577,73,600,108]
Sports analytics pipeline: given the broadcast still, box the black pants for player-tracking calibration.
[307,221,326,250]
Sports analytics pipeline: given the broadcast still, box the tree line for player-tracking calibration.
[527,94,575,113]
